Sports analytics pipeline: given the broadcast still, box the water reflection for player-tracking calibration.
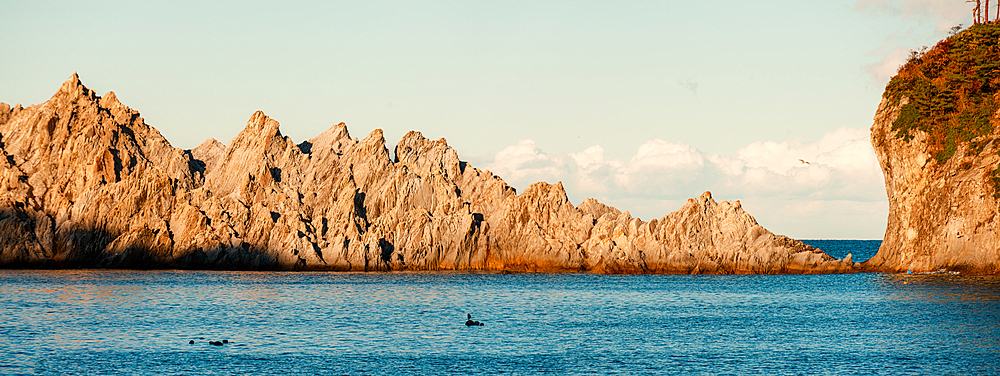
[881,273,1000,302]
[0,270,998,375]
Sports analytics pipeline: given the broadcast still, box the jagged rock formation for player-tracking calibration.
[864,25,1000,274]
[0,74,858,273]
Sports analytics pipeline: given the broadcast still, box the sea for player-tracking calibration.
[1,240,999,375]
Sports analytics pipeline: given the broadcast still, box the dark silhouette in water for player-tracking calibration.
[465,314,484,326]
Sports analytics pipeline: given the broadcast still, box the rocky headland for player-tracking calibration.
[0,73,857,273]
[865,23,1000,274]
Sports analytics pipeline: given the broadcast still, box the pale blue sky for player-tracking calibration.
[0,1,972,239]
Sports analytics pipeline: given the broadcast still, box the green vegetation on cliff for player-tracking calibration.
[885,23,1000,163]
[885,23,1000,199]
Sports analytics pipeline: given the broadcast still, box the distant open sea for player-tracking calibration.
[2,240,999,375]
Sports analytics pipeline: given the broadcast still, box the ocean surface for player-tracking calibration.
[2,240,999,375]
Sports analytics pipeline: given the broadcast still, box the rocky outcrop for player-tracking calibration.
[866,97,1000,274]
[0,74,858,273]
[864,24,1000,275]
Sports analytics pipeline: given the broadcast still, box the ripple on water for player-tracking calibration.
[0,267,998,375]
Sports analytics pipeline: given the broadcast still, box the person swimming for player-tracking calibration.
[465,313,484,326]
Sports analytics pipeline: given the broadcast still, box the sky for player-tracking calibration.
[0,0,975,239]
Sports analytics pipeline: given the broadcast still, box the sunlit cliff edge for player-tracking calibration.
[865,23,1000,274]
[0,74,857,273]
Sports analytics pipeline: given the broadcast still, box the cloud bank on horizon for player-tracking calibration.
[481,127,887,240]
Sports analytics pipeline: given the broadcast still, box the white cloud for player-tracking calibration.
[614,139,705,196]
[569,145,606,169]
[719,127,884,200]
[568,145,618,195]
[488,139,570,186]
[482,127,887,239]
[627,139,704,171]
[739,198,888,239]
[866,46,911,82]
[707,154,745,176]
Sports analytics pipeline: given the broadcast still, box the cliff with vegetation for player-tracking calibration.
[866,23,1000,274]
[0,74,857,273]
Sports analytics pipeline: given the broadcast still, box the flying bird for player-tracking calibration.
[798,159,810,165]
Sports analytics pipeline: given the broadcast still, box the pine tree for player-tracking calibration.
[970,0,982,24]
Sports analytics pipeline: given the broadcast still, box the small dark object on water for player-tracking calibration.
[199,337,204,339]
[189,340,195,344]
[465,313,484,326]
[222,340,229,344]
[211,341,223,346]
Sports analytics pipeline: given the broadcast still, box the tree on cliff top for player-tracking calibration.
[886,22,1000,156]
[969,0,1000,23]
[885,22,1000,196]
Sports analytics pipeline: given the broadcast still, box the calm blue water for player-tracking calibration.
[1,242,999,375]
[801,239,881,263]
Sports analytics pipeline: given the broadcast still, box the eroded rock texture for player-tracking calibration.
[0,74,857,273]
[866,97,1000,274]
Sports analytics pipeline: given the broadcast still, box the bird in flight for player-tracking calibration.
[798,159,810,165]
